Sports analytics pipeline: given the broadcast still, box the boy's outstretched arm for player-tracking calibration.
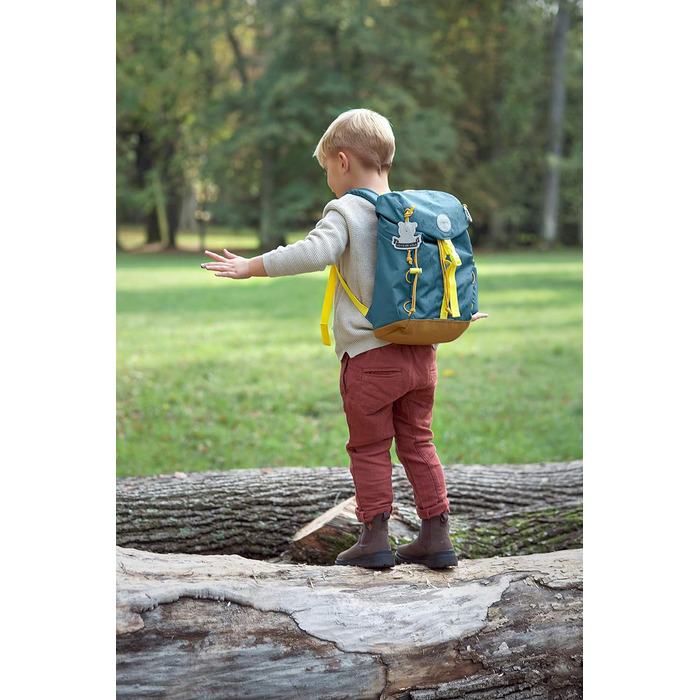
[202,251,489,323]
[200,249,268,279]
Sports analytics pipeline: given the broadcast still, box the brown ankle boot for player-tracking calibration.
[395,512,458,569]
[334,511,394,569]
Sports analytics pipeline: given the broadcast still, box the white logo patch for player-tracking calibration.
[392,220,422,250]
[437,214,452,233]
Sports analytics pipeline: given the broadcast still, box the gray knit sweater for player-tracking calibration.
[262,193,389,360]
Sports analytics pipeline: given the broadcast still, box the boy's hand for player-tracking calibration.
[470,312,488,322]
[200,249,253,279]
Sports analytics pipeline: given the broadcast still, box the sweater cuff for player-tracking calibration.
[261,250,284,278]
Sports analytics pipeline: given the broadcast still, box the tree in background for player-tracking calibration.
[207,0,463,249]
[433,0,582,247]
[116,0,582,250]
[117,0,224,247]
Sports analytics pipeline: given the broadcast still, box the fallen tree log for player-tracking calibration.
[116,461,582,561]
[288,494,581,566]
[116,546,582,699]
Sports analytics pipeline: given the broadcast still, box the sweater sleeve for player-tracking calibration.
[261,201,349,278]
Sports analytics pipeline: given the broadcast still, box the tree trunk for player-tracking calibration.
[135,131,162,245]
[178,185,197,234]
[160,139,183,249]
[258,147,285,250]
[152,169,170,246]
[144,209,161,245]
[540,0,571,248]
[488,204,507,250]
[165,185,182,249]
[116,546,582,699]
[488,55,508,250]
[116,461,582,561]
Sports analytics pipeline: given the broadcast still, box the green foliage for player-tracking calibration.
[117,0,583,248]
[116,249,582,476]
[117,0,220,241]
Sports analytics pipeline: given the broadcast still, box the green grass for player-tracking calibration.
[116,248,582,477]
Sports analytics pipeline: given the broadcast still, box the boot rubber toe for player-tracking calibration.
[394,549,458,569]
[335,550,395,568]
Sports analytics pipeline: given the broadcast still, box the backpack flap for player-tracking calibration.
[374,190,466,242]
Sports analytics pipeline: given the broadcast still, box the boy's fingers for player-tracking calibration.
[204,250,227,261]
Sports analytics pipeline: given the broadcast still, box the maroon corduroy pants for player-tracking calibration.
[339,344,450,523]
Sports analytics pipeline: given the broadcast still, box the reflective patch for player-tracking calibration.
[437,214,452,233]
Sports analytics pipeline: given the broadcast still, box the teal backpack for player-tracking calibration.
[321,188,479,346]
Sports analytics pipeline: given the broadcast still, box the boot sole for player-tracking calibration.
[334,550,395,569]
[394,549,458,569]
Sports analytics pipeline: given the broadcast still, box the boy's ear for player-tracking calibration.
[337,151,350,172]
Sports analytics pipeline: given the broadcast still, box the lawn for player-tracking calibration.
[116,248,582,477]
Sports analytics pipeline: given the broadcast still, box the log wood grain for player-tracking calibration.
[116,461,582,561]
[116,546,583,699]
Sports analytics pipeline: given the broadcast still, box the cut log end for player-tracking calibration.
[289,496,425,565]
[289,496,361,564]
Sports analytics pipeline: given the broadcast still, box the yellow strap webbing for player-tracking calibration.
[320,265,369,346]
[438,239,462,319]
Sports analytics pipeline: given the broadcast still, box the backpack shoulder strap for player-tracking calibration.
[346,188,380,205]
[320,264,369,346]
[319,189,382,346]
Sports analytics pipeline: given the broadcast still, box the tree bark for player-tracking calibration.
[116,546,582,699]
[117,461,582,562]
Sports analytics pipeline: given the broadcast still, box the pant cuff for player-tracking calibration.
[355,504,393,523]
[416,502,450,520]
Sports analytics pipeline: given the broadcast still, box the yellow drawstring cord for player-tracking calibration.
[403,246,421,316]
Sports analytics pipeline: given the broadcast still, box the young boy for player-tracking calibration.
[201,108,486,569]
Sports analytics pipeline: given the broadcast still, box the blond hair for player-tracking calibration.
[313,108,395,174]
